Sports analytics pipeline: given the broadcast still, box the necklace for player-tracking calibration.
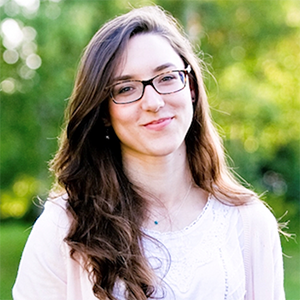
[153,182,193,225]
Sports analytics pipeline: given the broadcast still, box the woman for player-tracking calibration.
[13,6,285,300]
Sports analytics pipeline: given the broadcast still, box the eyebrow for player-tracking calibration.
[112,63,178,82]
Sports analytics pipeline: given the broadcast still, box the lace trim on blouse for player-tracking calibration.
[143,194,212,236]
[139,196,246,300]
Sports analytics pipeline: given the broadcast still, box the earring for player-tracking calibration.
[105,127,110,140]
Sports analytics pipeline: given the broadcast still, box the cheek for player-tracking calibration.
[181,93,194,128]
[108,102,123,127]
[178,89,194,114]
[108,104,135,135]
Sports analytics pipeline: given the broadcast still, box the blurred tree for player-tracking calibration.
[0,0,299,221]
[194,0,300,220]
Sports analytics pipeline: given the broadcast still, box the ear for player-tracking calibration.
[102,117,111,127]
[191,89,196,102]
[189,77,196,102]
[102,107,111,127]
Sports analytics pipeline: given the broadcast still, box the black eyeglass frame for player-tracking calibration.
[108,65,192,104]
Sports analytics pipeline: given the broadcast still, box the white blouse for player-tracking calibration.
[114,196,246,299]
[13,195,285,300]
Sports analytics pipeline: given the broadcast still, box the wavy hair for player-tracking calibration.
[50,5,256,300]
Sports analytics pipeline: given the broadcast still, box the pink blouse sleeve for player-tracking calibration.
[13,199,69,300]
[239,201,285,300]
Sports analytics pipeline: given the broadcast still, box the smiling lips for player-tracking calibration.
[143,117,174,130]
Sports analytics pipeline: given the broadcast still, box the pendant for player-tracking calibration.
[154,220,158,225]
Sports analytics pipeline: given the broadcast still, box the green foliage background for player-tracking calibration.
[0,0,299,298]
[1,0,299,221]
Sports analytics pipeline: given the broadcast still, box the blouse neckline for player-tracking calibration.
[143,194,213,236]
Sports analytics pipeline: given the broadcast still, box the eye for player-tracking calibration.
[160,74,177,82]
[118,86,133,95]
[157,72,179,85]
[113,82,137,96]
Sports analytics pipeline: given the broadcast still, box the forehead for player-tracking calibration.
[114,33,185,78]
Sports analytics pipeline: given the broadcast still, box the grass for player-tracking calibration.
[282,233,300,300]
[0,221,299,300]
[284,251,300,299]
[0,222,31,300]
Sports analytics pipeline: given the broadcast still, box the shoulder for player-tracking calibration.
[24,193,72,259]
[237,202,285,299]
[213,196,279,238]
[238,200,277,227]
[36,194,71,237]
[237,199,280,245]
[42,193,70,221]
[25,194,72,257]
[13,194,72,299]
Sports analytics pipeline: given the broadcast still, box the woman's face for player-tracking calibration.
[108,33,194,160]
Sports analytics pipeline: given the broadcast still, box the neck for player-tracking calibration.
[121,144,208,232]
[122,144,192,210]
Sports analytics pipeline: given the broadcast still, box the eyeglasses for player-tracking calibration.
[109,65,191,104]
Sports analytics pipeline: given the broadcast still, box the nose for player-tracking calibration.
[140,85,165,112]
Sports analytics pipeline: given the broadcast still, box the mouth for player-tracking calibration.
[143,117,174,130]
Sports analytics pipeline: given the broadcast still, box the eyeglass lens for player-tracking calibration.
[111,70,187,104]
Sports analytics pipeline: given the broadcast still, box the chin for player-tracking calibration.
[146,141,186,157]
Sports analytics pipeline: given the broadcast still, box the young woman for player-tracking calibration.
[13,6,285,300]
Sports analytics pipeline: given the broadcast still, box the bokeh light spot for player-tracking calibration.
[3,49,19,64]
[231,46,246,61]
[286,9,300,27]
[1,78,16,94]
[19,64,36,79]
[26,53,42,69]
[244,137,259,153]
[21,41,37,58]
[0,0,9,6]
[1,18,24,49]
[14,0,40,11]
[3,1,20,17]
[45,3,61,19]
[22,26,37,41]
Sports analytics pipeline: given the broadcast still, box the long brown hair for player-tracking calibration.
[50,5,256,300]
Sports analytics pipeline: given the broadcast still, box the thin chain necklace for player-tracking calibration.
[152,182,193,226]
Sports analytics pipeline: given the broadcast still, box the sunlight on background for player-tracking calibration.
[3,0,40,16]
[0,0,44,93]
[0,17,40,92]
[0,1,299,299]
[0,0,298,221]
[0,176,41,219]
[1,18,23,49]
